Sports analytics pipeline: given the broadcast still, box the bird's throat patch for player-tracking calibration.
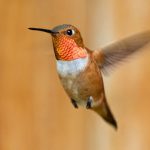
[53,35,87,61]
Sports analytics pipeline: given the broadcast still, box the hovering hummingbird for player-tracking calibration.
[29,24,150,129]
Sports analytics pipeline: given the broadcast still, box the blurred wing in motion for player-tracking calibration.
[93,31,150,74]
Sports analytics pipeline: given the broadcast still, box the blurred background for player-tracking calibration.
[0,0,150,150]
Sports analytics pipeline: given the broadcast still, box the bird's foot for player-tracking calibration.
[71,99,78,109]
[86,96,93,109]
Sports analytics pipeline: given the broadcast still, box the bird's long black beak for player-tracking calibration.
[28,27,58,34]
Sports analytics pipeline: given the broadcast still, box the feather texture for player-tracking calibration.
[94,31,150,74]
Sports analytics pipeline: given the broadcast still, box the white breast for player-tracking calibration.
[56,56,89,101]
[57,57,89,78]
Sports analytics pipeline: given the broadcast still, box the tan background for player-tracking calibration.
[0,0,150,150]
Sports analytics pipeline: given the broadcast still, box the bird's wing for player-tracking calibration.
[93,31,150,74]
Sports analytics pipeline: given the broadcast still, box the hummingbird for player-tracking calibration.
[29,24,150,129]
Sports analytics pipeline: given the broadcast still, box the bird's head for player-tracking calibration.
[29,24,87,61]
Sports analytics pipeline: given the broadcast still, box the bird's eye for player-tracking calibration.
[66,29,75,36]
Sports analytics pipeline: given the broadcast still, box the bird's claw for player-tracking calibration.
[71,99,78,108]
[86,96,93,109]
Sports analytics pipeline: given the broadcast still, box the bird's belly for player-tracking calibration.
[59,75,102,108]
[60,77,83,101]
[56,57,89,106]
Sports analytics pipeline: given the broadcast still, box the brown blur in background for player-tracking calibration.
[0,0,150,150]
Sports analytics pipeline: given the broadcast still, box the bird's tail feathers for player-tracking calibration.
[92,99,117,129]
